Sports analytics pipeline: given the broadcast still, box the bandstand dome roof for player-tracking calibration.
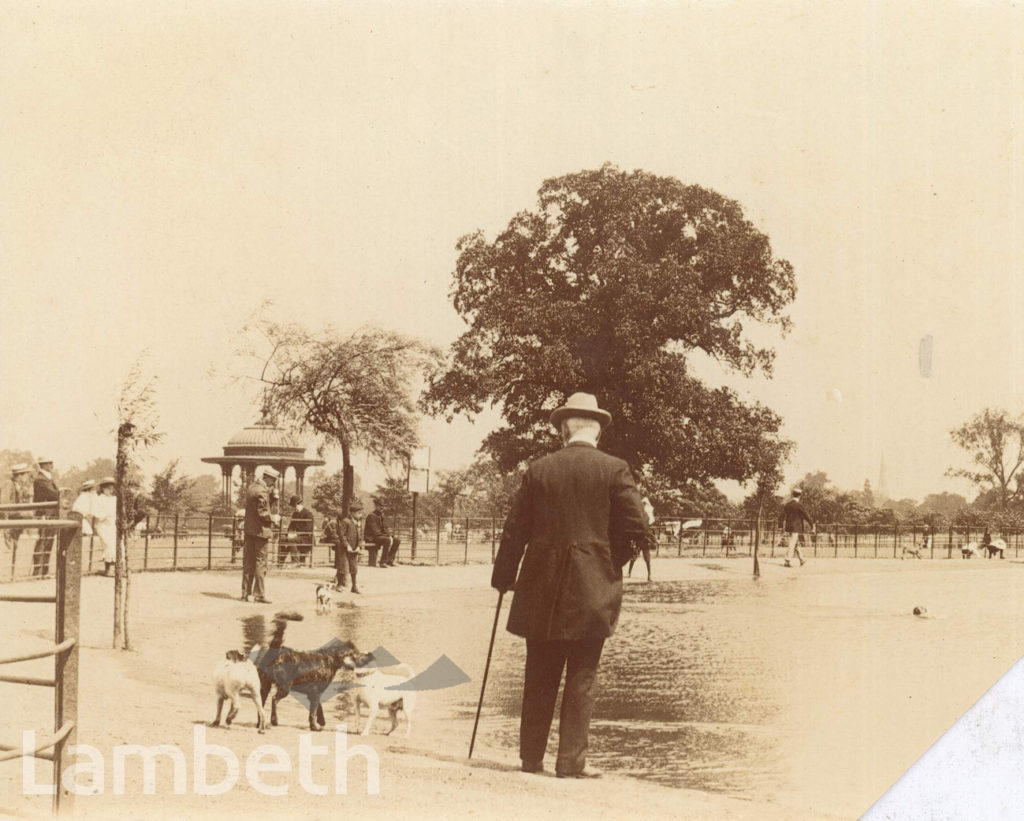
[202,421,325,468]
[225,424,302,453]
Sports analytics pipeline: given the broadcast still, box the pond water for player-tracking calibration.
[310,563,1024,817]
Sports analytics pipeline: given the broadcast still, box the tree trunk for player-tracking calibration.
[113,422,133,650]
[342,438,353,515]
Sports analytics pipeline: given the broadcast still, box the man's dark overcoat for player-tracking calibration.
[492,441,647,641]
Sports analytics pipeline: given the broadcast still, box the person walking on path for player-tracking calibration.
[779,487,814,568]
[242,468,280,603]
[364,498,399,567]
[32,458,60,577]
[334,502,363,594]
[627,495,655,581]
[491,392,647,779]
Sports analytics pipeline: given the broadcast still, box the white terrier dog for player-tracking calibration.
[316,583,334,614]
[212,650,267,733]
[353,663,416,738]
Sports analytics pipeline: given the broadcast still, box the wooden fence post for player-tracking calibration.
[53,523,81,815]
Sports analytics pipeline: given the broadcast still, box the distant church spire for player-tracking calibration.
[878,452,889,501]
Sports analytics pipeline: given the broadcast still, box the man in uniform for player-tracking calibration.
[242,467,280,603]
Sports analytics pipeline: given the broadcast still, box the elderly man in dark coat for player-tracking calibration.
[492,392,647,779]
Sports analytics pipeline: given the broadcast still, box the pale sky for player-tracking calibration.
[2,1,1022,502]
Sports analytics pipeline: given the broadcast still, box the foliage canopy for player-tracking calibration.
[424,164,795,488]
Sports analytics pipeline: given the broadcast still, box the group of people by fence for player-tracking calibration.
[236,467,401,604]
[0,458,110,578]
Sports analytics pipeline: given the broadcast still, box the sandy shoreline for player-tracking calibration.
[3,556,1022,820]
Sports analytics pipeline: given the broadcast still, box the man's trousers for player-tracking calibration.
[242,535,269,599]
[520,637,605,775]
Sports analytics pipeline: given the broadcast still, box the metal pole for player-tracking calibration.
[173,513,179,569]
[411,492,418,561]
[893,524,899,558]
[144,515,150,570]
[464,517,470,565]
[207,515,213,570]
[853,524,858,558]
[435,516,441,566]
[468,591,504,760]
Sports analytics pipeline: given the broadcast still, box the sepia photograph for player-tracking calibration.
[2,2,1023,819]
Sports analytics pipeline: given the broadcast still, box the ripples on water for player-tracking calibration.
[307,577,785,798]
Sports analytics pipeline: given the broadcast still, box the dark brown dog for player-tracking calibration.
[253,615,365,731]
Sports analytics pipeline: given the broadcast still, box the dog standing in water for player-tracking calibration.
[316,582,334,614]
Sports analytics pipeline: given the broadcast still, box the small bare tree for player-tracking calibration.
[114,360,162,650]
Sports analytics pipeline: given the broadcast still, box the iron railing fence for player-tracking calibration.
[3,511,1022,581]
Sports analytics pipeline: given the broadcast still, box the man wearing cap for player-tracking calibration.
[492,392,647,779]
[334,501,362,594]
[242,468,281,603]
[3,464,34,553]
[779,487,814,568]
[286,495,315,567]
[32,459,60,577]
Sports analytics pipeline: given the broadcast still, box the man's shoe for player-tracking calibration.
[240,594,251,602]
[254,598,273,604]
[521,761,544,774]
[783,559,792,567]
[799,558,806,566]
[351,588,361,594]
[556,767,603,779]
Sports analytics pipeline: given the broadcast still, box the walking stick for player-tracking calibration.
[468,590,504,760]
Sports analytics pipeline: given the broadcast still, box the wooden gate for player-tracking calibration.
[0,502,82,815]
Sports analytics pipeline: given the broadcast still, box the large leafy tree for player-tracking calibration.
[424,164,795,487]
[257,323,442,515]
[947,408,1024,512]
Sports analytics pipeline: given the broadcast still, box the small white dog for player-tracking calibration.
[353,663,416,738]
[316,583,334,614]
[212,650,267,733]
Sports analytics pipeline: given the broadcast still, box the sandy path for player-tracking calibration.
[4,556,1021,820]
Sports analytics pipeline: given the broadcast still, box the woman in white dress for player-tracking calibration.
[92,477,118,577]
[71,479,97,567]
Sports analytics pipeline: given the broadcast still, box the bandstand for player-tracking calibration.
[202,421,325,507]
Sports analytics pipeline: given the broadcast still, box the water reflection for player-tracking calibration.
[311,579,784,798]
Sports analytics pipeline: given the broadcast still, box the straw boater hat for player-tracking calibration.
[792,487,803,497]
[549,392,612,429]
[97,477,116,488]
[10,463,32,476]
[261,467,281,481]
[79,479,96,491]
